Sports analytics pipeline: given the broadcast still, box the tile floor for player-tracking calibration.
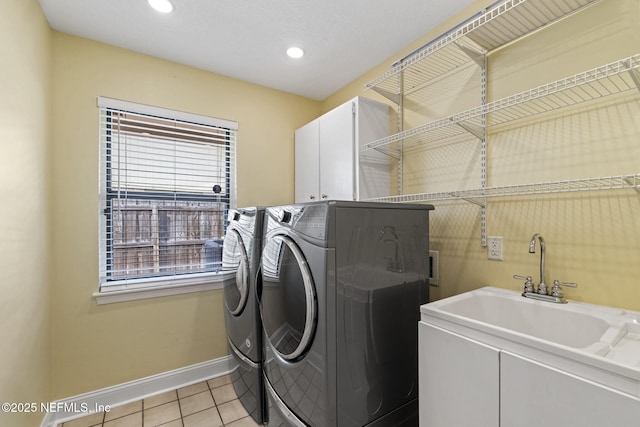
[57,374,262,427]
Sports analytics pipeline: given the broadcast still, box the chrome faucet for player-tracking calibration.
[513,233,578,304]
[529,233,547,295]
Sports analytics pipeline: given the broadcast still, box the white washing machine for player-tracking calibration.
[258,201,433,426]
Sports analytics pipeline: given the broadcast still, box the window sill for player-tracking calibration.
[93,273,231,305]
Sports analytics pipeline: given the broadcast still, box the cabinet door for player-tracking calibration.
[294,119,320,203]
[356,98,390,200]
[419,322,500,427]
[501,351,640,427]
[319,101,355,201]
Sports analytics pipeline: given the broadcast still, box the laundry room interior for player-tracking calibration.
[2,0,640,426]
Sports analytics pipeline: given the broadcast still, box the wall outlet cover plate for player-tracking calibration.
[487,236,503,261]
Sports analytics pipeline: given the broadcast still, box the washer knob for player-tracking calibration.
[278,210,292,223]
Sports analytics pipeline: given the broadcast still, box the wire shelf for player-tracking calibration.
[364,174,640,204]
[361,54,640,153]
[364,0,600,97]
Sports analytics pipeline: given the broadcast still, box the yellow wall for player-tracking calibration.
[3,0,640,413]
[49,34,320,398]
[0,0,52,426]
[324,0,640,311]
[323,1,496,112]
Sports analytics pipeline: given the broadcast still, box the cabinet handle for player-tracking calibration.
[309,195,315,200]
[321,194,328,199]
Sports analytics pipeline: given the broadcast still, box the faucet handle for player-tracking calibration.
[551,280,577,298]
[513,275,535,294]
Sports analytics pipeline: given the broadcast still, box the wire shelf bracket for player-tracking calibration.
[623,176,640,196]
[456,122,485,140]
[627,60,640,92]
[454,41,485,67]
[370,87,401,104]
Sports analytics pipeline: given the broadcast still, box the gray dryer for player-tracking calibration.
[259,200,433,426]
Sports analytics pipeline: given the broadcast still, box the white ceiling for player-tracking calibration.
[38,0,477,100]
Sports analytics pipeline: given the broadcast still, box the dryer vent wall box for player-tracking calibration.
[429,250,439,286]
[294,96,390,203]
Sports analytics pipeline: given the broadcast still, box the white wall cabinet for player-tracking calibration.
[294,96,389,203]
[294,119,320,203]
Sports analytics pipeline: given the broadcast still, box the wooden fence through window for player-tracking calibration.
[110,199,225,279]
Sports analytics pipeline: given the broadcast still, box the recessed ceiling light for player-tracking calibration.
[148,0,174,13]
[287,47,305,59]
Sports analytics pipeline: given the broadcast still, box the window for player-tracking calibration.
[98,97,237,294]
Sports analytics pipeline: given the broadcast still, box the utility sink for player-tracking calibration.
[432,289,611,348]
[421,287,640,389]
[419,287,640,426]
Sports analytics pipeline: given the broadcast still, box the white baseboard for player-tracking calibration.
[41,355,236,427]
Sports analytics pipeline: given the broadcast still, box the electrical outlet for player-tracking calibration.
[487,236,503,260]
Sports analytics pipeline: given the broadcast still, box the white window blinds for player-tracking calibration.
[98,97,237,291]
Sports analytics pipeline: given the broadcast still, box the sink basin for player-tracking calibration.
[434,290,610,348]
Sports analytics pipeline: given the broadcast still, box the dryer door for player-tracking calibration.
[223,229,251,316]
[260,234,316,361]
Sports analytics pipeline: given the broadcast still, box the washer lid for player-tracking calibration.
[223,229,251,316]
[260,234,317,361]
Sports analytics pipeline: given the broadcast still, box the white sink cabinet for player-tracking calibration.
[500,351,640,426]
[419,323,499,427]
[419,287,640,427]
